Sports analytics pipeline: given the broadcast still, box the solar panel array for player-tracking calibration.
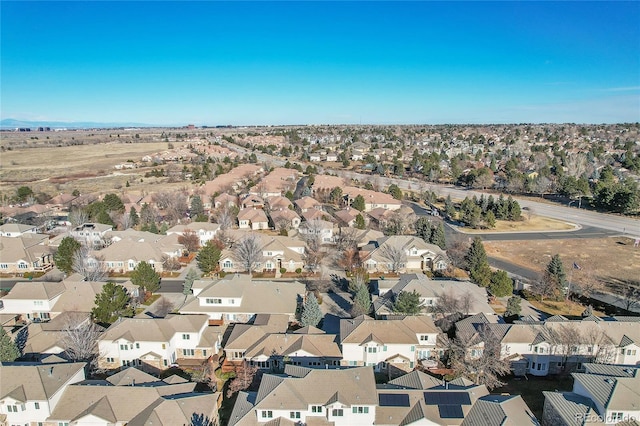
[378,393,411,407]
[423,391,471,405]
[438,404,465,419]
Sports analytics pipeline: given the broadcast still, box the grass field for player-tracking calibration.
[495,374,574,421]
[461,215,577,233]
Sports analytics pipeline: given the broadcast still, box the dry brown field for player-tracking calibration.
[484,236,640,290]
[0,138,187,198]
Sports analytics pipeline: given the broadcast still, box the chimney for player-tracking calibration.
[49,367,54,376]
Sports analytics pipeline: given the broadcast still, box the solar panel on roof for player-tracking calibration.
[438,405,464,419]
[378,393,411,407]
[424,391,471,405]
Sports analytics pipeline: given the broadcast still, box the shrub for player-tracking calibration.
[295,268,302,274]
[280,267,287,274]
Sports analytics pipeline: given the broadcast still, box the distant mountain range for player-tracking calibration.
[0,118,158,129]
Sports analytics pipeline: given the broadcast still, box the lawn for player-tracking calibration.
[494,374,574,421]
[526,299,605,318]
[461,215,576,233]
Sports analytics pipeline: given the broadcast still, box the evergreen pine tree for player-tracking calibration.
[489,270,513,297]
[0,327,20,362]
[392,290,425,315]
[129,207,140,227]
[504,296,522,319]
[355,214,366,229]
[415,217,432,242]
[54,236,81,275]
[197,241,222,275]
[465,237,492,287]
[301,293,322,327]
[183,268,200,296]
[351,284,371,317]
[430,223,446,249]
[91,282,134,324]
[546,254,567,289]
[130,261,161,295]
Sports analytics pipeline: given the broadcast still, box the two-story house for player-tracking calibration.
[339,315,441,377]
[70,222,113,248]
[98,314,221,373]
[362,236,449,273]
[0,362,87,426]
[543,364,640,426]
[229,366,378,426]
[166,222,221,246]
[179,274,305,324]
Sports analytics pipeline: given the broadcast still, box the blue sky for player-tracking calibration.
[1,1,639,125]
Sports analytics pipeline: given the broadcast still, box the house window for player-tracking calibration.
[162,343,166,349]
[628,349,637,355]
[120,344,128,350]
[18,263,28,269]
[367,347,377,353]
[34,300,44,306]
[223,260,233,268]
[352,406,369,414]
[7,405,17,412]
[203,350,207,357]
[206,298,222,304]
[587,346,593,353]
[136,343,140,349]
[183,334,190,340]
[184,349,195,356]
[311,406,323,413]
[261,410,273,419]
[106,357,114,363]
[290,412,301,419]
[163,359,168,366]
[332,409,344,417]
[611,412,624,421]
[35,402,40,409]
[420,335,429,341]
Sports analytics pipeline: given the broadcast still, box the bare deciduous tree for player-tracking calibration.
[153,297,175,317]
[227,360,261,397]
[302,233,325,273]
[448,324,511,390]
[215,203,236,230]
[68,208,89,227]
[446,235,471,270]
[60,313,103,372]
[153,191,188,224]
[233,233,264,276]
[178,230,200,253]
[379,244,407,273]
[72,246,107,281]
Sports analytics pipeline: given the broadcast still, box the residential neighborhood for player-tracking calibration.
[1,123,639,426]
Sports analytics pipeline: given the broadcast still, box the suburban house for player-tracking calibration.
[298,219,335,243]
[0,234,54,274]
[339,315,441,376]
[19,312,95,360]
[229,366,378,426]
[237,208,269,230]
[240,193,266,210]
[266,195,293,211]
[334,208,360,227]
[96,236,183,273]
[224,316,341,371]
[48,379,219,426]
[252,167,299,198]
[70,222,113,247]
[218,234,305,274]
[455,314,640,377]
[543,364,640,426]
[180,275,305,324]
[294,196,321,213]
[98,314,221,372]
[361,235,449,273]
[269,208,301,230]
[343,186,402,212]
[0,279,139,323]
[166,222,221,246]
[0,223,39,237]
[0,362,87,426]
[372,274,494,318]
[214,192,238,209]
[377,371,537,426]
[202,164,264,207]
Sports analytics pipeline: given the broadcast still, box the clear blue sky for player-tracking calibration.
[1,1,639,125]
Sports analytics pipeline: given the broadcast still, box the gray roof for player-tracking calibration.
[0,362,86,402]
[386,370,443,390]
[462,395,539,426]
[542,391,599,426]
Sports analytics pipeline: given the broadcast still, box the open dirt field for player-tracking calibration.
[0,141,178,198]
[484,236,640,290]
